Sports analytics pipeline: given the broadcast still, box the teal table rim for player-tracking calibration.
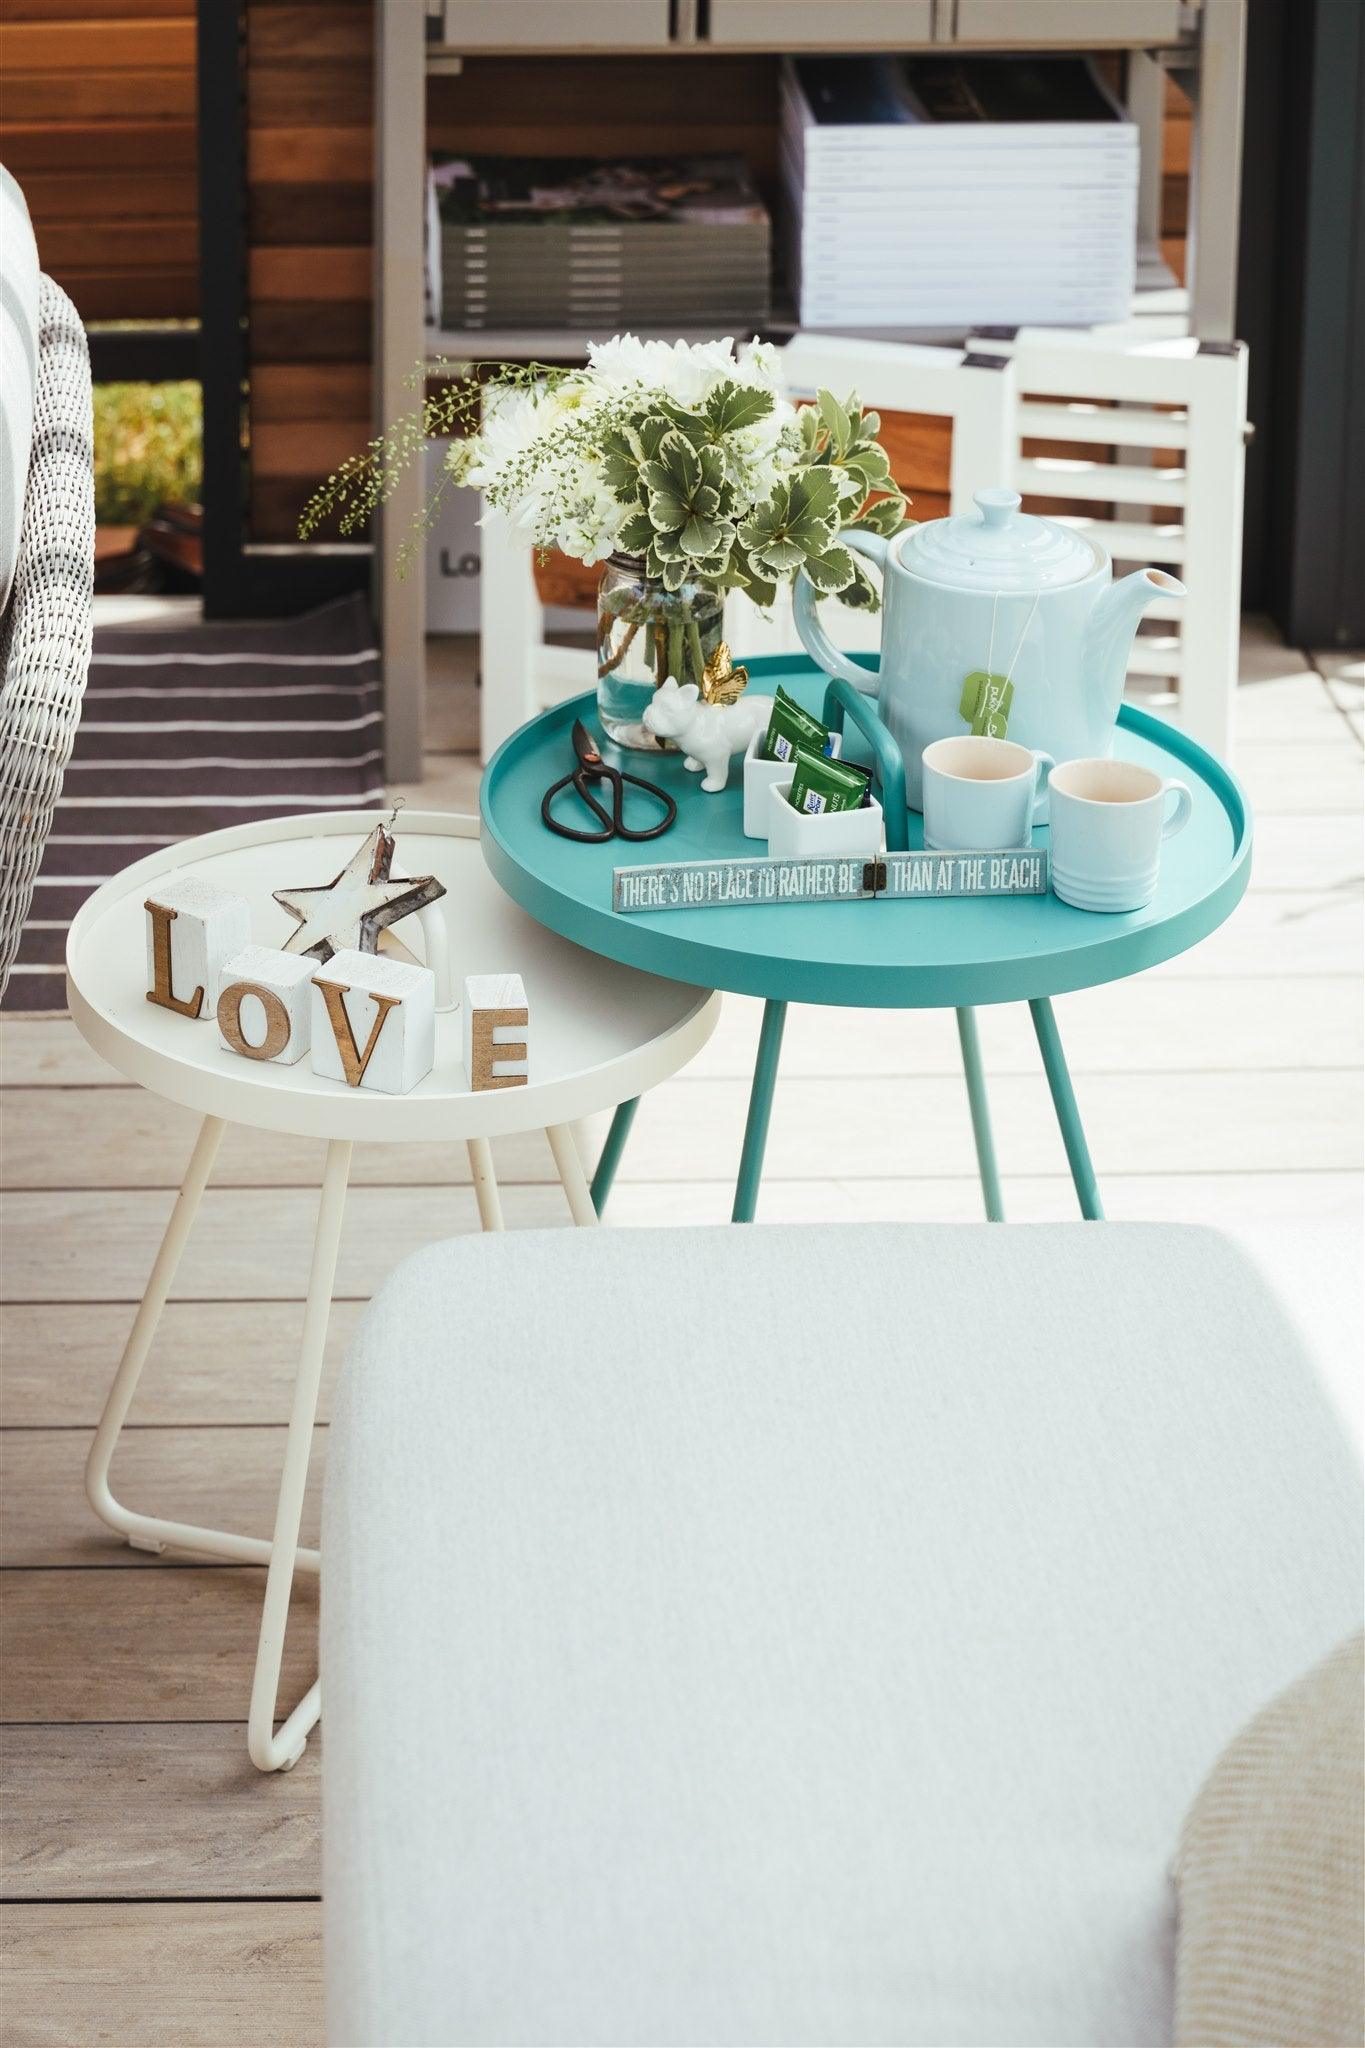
[480,653,1252,1010]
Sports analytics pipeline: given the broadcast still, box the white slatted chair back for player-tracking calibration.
[0,275,94,1000]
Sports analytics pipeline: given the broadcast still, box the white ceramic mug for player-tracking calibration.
[921,735,1055,853]
[1048,757,1193,912]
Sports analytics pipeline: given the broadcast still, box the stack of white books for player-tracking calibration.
[782,55,1139,331]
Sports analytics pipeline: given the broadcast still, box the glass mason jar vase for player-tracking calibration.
[596,553,725,751]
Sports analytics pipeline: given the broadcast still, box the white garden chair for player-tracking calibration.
[0,272,95,999]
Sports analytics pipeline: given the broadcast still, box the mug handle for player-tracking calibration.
[1161,779,1194,839]
[1030,750,1056,827]
[792,530,889,695]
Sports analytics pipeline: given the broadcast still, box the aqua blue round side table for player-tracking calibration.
[481,655,1252,1224]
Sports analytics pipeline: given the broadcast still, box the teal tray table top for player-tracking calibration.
[481,654,1252,1223]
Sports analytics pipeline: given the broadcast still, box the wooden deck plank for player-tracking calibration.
[0,1725,319,1900]
[3,1170,1360,1311]
[0,1094,567,1190]
[3,1066,1358,1203]
[1,1301,361,1428]
[1,1568,316,1723]
[0,1901,322,2048]
[1,1428,324,1568]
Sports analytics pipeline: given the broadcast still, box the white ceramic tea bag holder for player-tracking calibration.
[765,777,883,861]
[216,945,316,1065]
[144,875,251,1021]
[1048,758,1193,913]
[310,948,436,1094]
[742,725,841,839]
[921,735,1054,854]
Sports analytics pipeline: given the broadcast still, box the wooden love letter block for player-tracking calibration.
[463,973,529,1091]
[216,946,316,1066]
[145,878,251,1021]
[310,947,435,1094]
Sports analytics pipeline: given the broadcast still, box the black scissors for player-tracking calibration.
[541,720,677,843]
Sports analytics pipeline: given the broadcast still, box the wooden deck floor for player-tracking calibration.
[2,620,1361,2046]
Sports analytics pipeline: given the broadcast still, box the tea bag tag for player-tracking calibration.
[959,671,1014,738]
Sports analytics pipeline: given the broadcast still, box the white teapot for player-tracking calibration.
[794,487,1185,813]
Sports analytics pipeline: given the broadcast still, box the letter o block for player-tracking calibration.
[217,945,317,1065]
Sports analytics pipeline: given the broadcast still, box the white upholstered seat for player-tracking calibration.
[321,1223,1361,2048]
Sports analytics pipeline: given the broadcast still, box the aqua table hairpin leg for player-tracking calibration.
[591,1096,639,1216]
[733,998,788,1223]
[1029,997,1104,1221]
[955,1007,1005,1221]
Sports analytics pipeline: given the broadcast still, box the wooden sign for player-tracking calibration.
[612,848,1047,914]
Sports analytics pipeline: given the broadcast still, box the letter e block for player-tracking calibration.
[145,878,251,1021]
[217,946,316,1065]
[310,948,435,1094]
[463,973,528,1090]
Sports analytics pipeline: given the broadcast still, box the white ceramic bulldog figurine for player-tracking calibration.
[643,679,774,794]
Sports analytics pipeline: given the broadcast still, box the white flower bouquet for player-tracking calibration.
[300,334,910,745]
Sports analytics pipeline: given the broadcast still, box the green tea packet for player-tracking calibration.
[786,747,873,816]
[763,685,842,763]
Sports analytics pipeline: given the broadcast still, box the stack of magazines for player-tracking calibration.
[426,154,771,335]
[781,55,1139,330]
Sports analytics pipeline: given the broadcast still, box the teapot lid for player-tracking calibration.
[898,487,1099,593]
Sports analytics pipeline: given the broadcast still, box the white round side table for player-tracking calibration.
[65,810,719,1773]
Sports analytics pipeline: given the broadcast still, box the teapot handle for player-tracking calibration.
[792,529,889,694]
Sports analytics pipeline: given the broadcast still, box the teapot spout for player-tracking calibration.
[1084,567,1186,742]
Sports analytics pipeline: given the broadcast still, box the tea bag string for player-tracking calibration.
[986,588,1041,687]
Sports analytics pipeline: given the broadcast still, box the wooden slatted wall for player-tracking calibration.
[246,0,373,541]
[0,0,198,322]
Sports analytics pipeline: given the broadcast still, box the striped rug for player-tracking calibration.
[4,595,385,1014]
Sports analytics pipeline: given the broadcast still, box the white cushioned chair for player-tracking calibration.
[321,1223,1362,2047]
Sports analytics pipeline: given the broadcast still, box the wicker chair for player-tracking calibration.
[0,275,94,1001]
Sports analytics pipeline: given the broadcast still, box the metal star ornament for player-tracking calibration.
[273,820,446,961]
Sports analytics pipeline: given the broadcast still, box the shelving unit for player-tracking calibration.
[375,0,1246,778]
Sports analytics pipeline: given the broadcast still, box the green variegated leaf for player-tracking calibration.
[843,558,882,612]
[754,536,808,574]
[855,495,910,537]
[703,380,775,435]
[635,414,674,462]
[802,543,856,594]
[647,488,690,531]
[617,509,655,554]
[818,388,853,458]
[679,514,724,558]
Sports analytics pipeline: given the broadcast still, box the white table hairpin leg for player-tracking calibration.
[466,1136,505,1232]
[248,1136,351,1773]
[546,1122,599,1227]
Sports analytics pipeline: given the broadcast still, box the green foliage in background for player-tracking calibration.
[92,381,202,527]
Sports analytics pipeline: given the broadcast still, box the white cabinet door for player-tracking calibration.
[440,1,671,49]
[953,0,1182,43]
[706,0,934,45]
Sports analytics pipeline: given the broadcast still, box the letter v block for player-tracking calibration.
[310,947,435,1094]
